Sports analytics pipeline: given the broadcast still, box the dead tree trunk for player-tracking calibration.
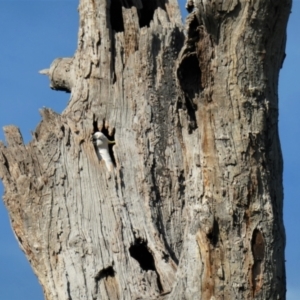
[0,0,291,299]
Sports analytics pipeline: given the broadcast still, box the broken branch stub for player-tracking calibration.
[39,57,74,93]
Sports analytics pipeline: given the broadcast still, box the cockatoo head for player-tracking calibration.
[91,132,114,148]
[92,132,108,147]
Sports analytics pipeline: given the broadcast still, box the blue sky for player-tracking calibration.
[0,1,298,299]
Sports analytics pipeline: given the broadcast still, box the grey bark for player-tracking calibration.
[0,0,291,299]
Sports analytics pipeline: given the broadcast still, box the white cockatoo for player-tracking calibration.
[91,132,115,172]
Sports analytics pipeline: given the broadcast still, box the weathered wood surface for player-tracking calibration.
[0,0,291,299]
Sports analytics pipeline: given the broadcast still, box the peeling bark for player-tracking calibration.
[0,0,291,299]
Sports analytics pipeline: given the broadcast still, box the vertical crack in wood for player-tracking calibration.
[207,218,219,247]
[177,14,201,133]
[251,229,265,295]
